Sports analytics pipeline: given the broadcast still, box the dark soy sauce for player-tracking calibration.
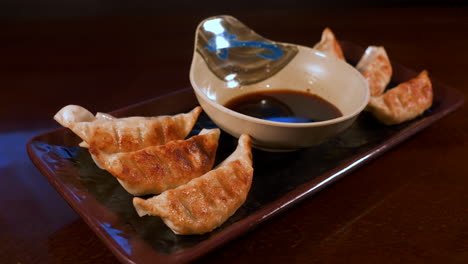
[224,89,342,123]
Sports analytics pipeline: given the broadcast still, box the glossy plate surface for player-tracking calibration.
[27,41,464,264]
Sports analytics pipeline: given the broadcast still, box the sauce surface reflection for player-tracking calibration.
[224,89,342,123]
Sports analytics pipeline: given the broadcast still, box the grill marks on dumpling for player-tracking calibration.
[132,134,253,235]
[367,71,433,125]
[190,168,239,219]
[94,118,188,153]
[354,45,433,125]
[153,121,166,146]
[216,160,250,198]
[356,46,392,97]
[53,105,202,154]
[90,128,220,196]
[135,124,144,149]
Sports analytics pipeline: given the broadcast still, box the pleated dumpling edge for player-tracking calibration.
[133,134,253,235]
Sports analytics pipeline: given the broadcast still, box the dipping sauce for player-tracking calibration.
[224,89,342,123]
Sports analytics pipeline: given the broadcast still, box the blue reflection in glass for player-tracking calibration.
[205,31,283,60]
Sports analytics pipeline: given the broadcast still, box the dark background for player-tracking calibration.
[1,1,466,126]
[2,1,468,264]
[1,0,467,19]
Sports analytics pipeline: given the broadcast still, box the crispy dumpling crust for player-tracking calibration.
[313,27,345,60]
[367,70,433,125]
[133,134,253,235]
[356,46,392,97]
[91,128,221,196]
[54,105,202,153]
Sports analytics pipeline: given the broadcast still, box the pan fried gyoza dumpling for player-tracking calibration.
[313,27,345,60]
[367,71,433,125]
[54,105,202,153]
[90,128,221,196]
[79,112,116,148]
[356,46,392,97]
[133,134,253,235]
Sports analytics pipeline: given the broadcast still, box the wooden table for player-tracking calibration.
[2,7,468,263]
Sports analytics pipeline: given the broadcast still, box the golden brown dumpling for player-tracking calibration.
[133,134,253,235]
[90,128,220,196]
[367,71,433,125]
[54,105,202,153]
[313,27,345,60]
[356,46,392,97]
[79,112,115,148]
